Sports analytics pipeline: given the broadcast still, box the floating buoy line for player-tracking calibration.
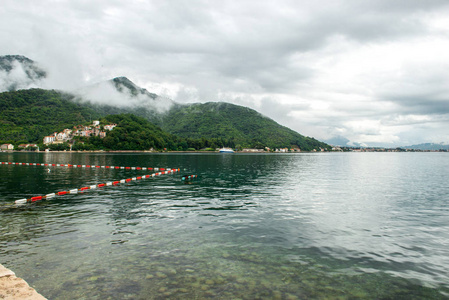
[0,161,170,171]
[0,161,180,206]
[181,174,198,180]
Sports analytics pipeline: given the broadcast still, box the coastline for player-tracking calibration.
[0,150,319,154]
[0,264,46,300]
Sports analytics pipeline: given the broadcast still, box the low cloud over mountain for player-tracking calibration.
[76,76,174,113]
[0,55,47,92]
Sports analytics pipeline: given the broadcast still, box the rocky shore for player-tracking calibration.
[0,264,46,300]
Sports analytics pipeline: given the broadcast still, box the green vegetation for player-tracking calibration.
[0,89,103,144]
[158,102,330,151]
[46,114,238,151]
[83,114,177,150]
[0,88,330,151]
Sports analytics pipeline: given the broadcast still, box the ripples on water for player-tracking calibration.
[1,152,449,299]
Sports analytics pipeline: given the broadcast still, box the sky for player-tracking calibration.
[1,0,449,147]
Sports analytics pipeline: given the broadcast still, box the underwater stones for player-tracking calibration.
[87,275,99,281]
[183,274,196,282]
[260,279,272,289]
[167,268,177,275]
[205,279,214,285]
[301,279,314,289]
[185,268,195,273]
[350,289,368,298]
[246,279,257,289]
[236,278,246,284]
[145,274,154,279]
[272,290,283,299]
[214,276,225,284]
[155,272,167,278]
[156,265,177,275]
[170,280,179,286]
[204,290,217,297]
[280,266,291,271]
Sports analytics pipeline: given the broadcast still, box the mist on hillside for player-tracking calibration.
[0,56,46,92]
[0,55,174,114]
[75,78,175,113]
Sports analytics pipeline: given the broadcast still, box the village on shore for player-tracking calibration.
[0,120,447,153]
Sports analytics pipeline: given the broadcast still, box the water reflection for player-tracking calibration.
[1,152,449,298]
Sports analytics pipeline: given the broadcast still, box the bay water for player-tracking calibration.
[1,152,448,299]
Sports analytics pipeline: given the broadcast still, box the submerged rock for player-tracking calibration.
[155,272,167,278]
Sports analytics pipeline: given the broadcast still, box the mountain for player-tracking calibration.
[157,102,328,150]
[111,76,157,99]
[96,114,179,151]
[0,88,329,150]
[0,89,103,143]
[77,76,328,150]
[0,55,330,150]
[77,76,174,116]
[403,143,449,151]
[0,55,47,92]
[324,136,351,147]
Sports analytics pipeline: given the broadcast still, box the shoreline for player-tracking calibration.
[0,264,46,300]
[1,149,321,154]
[1,149,446,154]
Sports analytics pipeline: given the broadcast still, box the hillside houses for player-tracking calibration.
[43,121,117,145]
[18,144,38,150]
[0,144,14,151]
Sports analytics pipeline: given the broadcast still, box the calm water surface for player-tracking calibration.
[0,152,448,299]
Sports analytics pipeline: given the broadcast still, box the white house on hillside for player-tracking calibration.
[43,133,56,145]
[0,144,14,150]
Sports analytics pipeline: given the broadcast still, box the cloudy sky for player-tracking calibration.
[2,0,449,146]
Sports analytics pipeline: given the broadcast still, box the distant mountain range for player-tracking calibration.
[0,55,329,151]
[403,143,449,151]
[325,135,449,151]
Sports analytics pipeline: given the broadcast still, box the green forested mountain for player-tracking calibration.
[65,114,181,151]
[95,114,178,150]
[157,102,329,150]
[0,88,330,151]
[0,55,330,151]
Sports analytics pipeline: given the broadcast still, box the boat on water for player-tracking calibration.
[219,148,234,153]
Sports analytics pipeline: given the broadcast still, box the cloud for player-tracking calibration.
[2,0,449,146]
[0,58,45,92]
[76,79,174,113]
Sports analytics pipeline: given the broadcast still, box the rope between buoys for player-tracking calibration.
[13,169,180,205]
[0,161,172,172]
